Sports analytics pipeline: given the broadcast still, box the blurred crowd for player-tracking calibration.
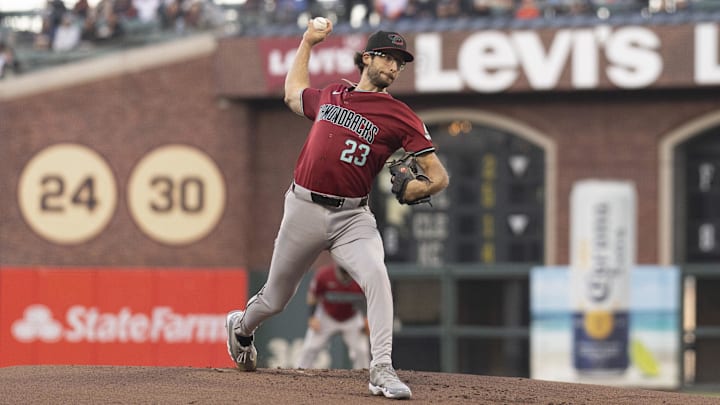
[0,0,226,77]
[0,0,716,78]
[236,0,705,27]
[29,0,223,51]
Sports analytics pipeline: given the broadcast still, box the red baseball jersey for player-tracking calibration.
[311,265,365,322]
[295,82,436,197]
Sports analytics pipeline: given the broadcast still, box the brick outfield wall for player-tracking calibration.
[1,56,253,268]
[2,54,719,270]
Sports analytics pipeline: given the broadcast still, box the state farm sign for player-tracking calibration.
[0,267,247,367]
[12,304,224,344]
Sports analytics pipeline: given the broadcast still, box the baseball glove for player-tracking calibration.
[387,153,431,205]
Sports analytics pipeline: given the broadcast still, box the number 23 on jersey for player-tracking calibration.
[339,139,370,167]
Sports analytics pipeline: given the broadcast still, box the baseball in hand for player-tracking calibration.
[312,17,328,30]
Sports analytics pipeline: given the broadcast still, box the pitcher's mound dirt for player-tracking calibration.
[0,366,718,404]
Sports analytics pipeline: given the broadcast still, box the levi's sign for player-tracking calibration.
[259,35,364,91]
[415,23,720,92]
[253,23,720,94]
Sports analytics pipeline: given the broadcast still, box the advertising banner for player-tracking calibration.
[0,267,247,367]
[570,180,636,374]
[257,35,365,92]
[530,266,681,389]
[217,23,720,98]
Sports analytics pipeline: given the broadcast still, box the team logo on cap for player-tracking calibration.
[388,34,405,47]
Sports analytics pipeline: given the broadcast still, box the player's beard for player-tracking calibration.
[367,64,394,90]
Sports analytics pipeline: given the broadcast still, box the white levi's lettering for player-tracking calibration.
[415,28,663,92]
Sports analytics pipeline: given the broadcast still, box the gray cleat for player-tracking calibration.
[368,363,412,399]
[225,310,257,371]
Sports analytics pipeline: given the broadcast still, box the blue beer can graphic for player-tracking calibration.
[570,180,636,374]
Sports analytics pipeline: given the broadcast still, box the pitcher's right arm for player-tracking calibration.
[283,20,333,115]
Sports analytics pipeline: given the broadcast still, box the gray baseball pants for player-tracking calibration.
[234,183,394,368]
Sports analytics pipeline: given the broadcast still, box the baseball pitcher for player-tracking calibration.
[225,20,450,400]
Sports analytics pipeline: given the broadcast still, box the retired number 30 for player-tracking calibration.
[148,176,204,213]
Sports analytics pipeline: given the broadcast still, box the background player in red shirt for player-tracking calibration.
[296,263,370,370]
[226,20,449,400]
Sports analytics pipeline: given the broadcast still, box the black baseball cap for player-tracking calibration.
[364,30,414,63]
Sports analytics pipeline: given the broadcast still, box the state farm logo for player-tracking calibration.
[11,304,226,344]
[12,304,63,342]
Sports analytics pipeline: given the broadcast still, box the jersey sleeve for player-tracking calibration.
[301,88,322,120]
[401,111,436,156]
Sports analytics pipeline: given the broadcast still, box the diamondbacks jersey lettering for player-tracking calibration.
[317,104,378,144]
[295,83,436,197]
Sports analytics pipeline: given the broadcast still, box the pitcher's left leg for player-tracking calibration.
[330,236,393,368]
